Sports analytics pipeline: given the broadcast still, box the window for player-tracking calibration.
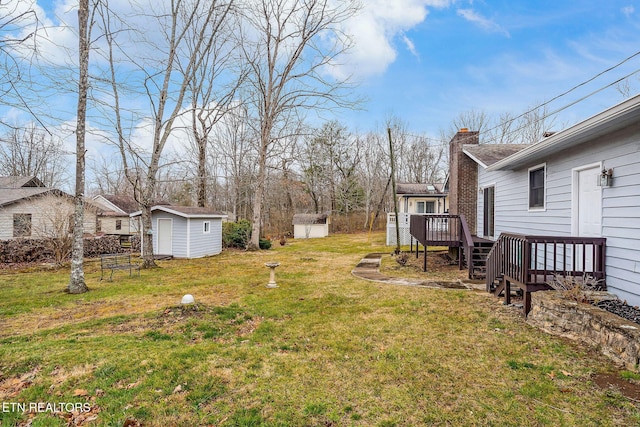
[416,201,425,213]
[203,221,211,233]
[483,186,495,238]
[529,164,546,210]
[115,219,122,231]
[426,202,435,213]
[13,214,32,237]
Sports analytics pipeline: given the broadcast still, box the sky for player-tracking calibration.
[3,0,640,145]
[340,0,640,135]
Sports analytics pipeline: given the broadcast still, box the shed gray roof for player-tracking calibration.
[292,213,329,225]
[130,205,227,218]
[462,144,530,168]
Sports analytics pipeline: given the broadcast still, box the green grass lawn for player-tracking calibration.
[0,232,638,426]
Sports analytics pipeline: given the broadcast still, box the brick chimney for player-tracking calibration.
[449,128,479,235]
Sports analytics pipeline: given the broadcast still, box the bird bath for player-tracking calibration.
[265,262,280,288]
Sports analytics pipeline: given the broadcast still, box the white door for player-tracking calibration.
[573,165,602,272]
[576,166,602,237]
[157,218,173,255]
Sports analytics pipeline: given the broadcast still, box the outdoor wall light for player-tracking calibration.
[598,168,613,187]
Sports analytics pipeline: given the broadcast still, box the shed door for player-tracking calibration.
[157,218,173,255]
[576,166,602,237]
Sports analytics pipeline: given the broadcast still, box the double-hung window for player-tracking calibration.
[528,164,546,210]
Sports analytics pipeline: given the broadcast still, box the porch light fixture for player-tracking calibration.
[598,168,613,187]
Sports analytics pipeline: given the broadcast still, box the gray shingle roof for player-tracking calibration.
[292,213,329,225]
[0,176,45,188]
[0,188,63,207]
[463,144,530,167]
[395,183,446,195]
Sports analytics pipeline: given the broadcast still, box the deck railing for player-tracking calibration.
[409,214,481,275]
[409,214,461,247]
[486,233,607,313]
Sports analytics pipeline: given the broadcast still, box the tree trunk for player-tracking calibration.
[196,135,207,207]
[250,137,267,249]
[68,0,90,294]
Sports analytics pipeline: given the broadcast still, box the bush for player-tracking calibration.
[223,220,252,249]
[547,274,603,303]
[259,238,272,250]
[395,252,409,266]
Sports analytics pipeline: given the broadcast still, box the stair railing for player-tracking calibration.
[458,213,474,278]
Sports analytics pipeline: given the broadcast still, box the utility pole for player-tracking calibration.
[388,128,401,255]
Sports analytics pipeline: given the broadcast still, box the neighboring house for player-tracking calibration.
[451,94,640,308]
[386,182,449,246]
[131,205,227,258]
[293,213,331,239]
[0,176,98,240]
[92,194,140,237]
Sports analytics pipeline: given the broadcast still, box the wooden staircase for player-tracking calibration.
[463,237,494,280]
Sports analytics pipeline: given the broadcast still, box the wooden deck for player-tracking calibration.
[486,233,606,314]
[408,214,483,277]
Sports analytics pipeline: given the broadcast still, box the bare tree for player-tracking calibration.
[213,104,256,220]
[34,194,75,266]
[68,0,92,294]
[0,1,39,128]
[183,2,244,207]
[87,153,133,196]
[241,0,360,249]
[0,124,69,187]
[96,0,236,267]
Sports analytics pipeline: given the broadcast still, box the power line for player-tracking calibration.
[398,50,640,145]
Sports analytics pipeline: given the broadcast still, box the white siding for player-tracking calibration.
[187,217,223,258]
[294,224,328,239]
[150,211,223,258]
[476,124,640,305]
[0,196,97,240]
[153,212,187,257]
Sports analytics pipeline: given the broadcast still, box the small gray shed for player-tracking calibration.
[133,205,227,258]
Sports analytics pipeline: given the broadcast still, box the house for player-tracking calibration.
[92,194,140,239]
[0,176,97,240]
[293,213,331,239]
[131,205,227,258]
[386,182,449,246]
[449,93,640,310]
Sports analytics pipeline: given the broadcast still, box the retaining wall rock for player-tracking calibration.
[527,291,640,372]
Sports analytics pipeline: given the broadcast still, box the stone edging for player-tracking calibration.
[527,291,640,372]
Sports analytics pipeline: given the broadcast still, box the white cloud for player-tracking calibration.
[402,34,419,58]
[334,0,451,79]
[622,5,635,17]
[457,8,510,37]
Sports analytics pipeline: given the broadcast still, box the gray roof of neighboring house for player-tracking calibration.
[462,144,530,168]
[395,183,446,196]
[292,213,329,225]
[0,176,45,188]
[0,188,60,207]
[102,195,139,214]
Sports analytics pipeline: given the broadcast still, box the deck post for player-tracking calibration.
[423,245,427,272]
[524,291,531,316]
[503,277,511,305]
